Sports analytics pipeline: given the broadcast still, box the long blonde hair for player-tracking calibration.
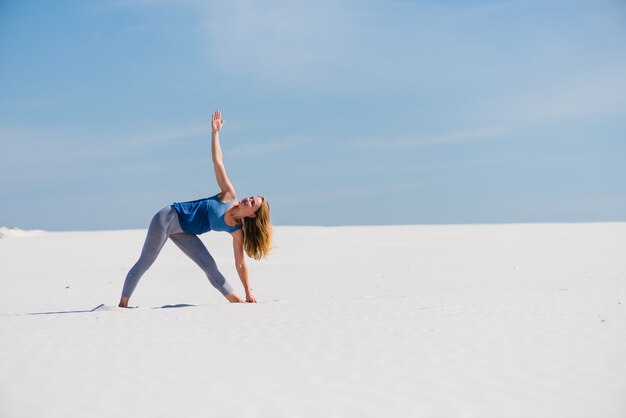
[242,198,272,260]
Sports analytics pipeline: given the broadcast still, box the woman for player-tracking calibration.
[118,109,272,307]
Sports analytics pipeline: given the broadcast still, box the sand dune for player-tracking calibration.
[0,226,46,239]
[1,223,625,418]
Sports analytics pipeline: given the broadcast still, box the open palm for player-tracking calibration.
[212,109,224,132]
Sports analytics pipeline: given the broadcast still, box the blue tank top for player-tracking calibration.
[171,194,242,235]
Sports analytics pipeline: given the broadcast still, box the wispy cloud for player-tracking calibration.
[225,136,312,157]
[203,0,358,90]
[118,124,209,146]
[0,123,210,172]
[8,97,53,110]
[490,63,626,127]
[275,181,419,205]
[347,126,508,150]
[198,0,541,93]
[0,123,304,186]
[91,0,203,11]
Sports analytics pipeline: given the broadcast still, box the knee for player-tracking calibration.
[131,254,157,273]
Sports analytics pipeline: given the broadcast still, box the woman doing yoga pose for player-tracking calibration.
[118,110,272,307]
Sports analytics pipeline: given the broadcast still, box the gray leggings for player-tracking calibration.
[121,206,234,299]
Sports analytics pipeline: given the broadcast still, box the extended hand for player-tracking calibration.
[246,293,257,303]
[212,109,224,132]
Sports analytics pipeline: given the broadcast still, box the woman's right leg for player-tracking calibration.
[169,232,235,298]
[119,206,180,306]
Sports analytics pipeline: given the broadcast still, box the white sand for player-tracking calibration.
[1,223,625,418]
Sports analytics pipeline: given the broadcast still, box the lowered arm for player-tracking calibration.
[232,229,256,303]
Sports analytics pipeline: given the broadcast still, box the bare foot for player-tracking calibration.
[118,296,129,308]
[225,292,245,303]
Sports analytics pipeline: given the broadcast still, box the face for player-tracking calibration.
[239,196,264,218]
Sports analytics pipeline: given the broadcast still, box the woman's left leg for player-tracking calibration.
[119,206,180,306]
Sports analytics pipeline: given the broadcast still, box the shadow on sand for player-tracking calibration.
[23,303,106,315]
[153,303,197,309]
[6,303,199,316]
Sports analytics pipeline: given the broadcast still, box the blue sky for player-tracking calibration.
[1,0,625,230]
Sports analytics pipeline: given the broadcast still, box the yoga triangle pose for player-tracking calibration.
[118,110,272,307]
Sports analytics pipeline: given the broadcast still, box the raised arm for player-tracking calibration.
[211,109,236,201]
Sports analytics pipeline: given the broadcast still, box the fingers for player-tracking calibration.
[212,109,224,126]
